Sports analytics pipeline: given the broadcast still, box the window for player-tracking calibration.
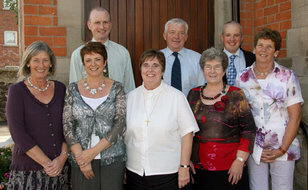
[4,31,18,46]
[3,0,10,10]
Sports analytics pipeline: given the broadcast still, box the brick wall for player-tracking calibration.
[0,0,19,67]
[240,0,291,58]
[22,0,67,57]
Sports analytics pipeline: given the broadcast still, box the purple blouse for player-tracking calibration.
[6,80,66,171]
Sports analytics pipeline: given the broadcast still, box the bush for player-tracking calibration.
[0,147,12,188]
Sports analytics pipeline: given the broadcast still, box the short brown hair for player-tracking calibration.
[18,41,56,77]
[139,50,166,72]
[80,42,108,64]
[254,28,282,51]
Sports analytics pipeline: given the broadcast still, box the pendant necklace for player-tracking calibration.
[200,83,226,100]
[27,77,50,92]
[143,87,162,127]
[83,79,106,95]
[254,65,273,77]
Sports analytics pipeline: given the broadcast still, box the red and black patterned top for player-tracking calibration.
[187,85,256,171]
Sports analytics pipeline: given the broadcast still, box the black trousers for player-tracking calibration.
[192,167,249,190]
[126,169,193,190]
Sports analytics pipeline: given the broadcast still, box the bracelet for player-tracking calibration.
[236,156,245,163]
[61,151,70,156]
[180,164,190,168]
[278,146,287,154]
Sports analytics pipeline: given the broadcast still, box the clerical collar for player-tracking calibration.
[142,81,164,96]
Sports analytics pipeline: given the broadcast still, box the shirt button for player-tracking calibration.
[49,123,52,126]
[47,113,51,116]
[53,144,56,147]
[51,133,54,137]
[46,105,49,108]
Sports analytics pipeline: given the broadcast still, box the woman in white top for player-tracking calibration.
[63,42,126,190]
[125,50,199,190]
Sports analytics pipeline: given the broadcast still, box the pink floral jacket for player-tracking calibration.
[236,62,304,164]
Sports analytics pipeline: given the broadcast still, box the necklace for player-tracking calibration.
[254,66,273,77]
[27,77,50,92]
[200,83,226,100]
[83,79,106,95]
[143,86,162,127]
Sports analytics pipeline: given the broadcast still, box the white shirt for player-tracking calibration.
[161,47,205,96]
[224,48,247,84]
[125,81,199,176]
[81,95,108,159]
[69,39,135,93]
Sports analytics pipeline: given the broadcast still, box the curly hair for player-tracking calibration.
[254,28,282,51]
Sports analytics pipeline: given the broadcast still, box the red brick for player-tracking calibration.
[268,15,276,23]
[39,6,57,15]
[24,15,53,25]
[276,0,288,3]
[255,17,267,26]
[24,26,38,35]
[241,11,254,19]
[242,27,253,35]
[54,37,66,46]
[281,39,286,48]
[24,0,53,5]
[267,0,276,6]
[279,2,291,12]
[53,0,57,5]
[280,20,291,30]
[39,27,66,36]
[25,36,53,46]
[24,5,38,14]
[53,16,58,25]
[256,0,266,9]
[240,20,254,27]
[267,23,280,31]
[52,47,67,56]
[244,3,255,11]
[278,49,287,57]
[264,6,278,16]
[280,31,287,38]
[255,9,264,17]
[24,0,38,4]
[276,11,291,21]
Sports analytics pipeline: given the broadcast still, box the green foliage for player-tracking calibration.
[3,0,18,23]
[0,147,12,184]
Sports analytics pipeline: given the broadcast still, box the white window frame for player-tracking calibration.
[4,31,18,46]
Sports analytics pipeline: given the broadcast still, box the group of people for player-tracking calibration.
[4,6,303,190]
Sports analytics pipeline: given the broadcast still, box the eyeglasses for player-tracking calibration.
[141,62,162,70]
[204,65,223,71]
[256,44,275,51]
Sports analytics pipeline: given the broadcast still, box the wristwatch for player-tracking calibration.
[236,156,245,162]
[180,164,190,168]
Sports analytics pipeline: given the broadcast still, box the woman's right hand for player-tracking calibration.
[80,163,95,180]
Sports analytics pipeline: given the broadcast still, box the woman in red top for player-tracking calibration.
[187,47,256,190]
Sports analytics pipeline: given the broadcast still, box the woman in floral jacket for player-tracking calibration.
[188,47,256,190]
[236,28,303,190]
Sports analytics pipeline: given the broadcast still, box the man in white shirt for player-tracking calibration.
[69,7,135,93]
[221,21,255,86]
[161,18,205,96]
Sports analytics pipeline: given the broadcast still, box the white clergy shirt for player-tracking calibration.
[125,81,199,176]
[69,39,135,93]
[161,47,205,96]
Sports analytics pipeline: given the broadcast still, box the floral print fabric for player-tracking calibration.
[236,62,304,164]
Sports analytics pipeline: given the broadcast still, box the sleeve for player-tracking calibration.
[177,93,199,137]
[69,49,83,84]
[6,84,36,153]
[237,90,256,153]
[197,64,206,86]
[286,71,304,107]
[106,83,126,144]
[123,50,135,93]
[62,84,78,147]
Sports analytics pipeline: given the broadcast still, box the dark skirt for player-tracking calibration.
[192,167,249,190]
[70,160,125,190]
[6,165,69,190]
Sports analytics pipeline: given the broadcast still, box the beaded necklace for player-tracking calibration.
[200,83,226,100]
[27,77,50,92]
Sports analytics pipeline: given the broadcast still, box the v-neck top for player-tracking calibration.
[6,80,66,171]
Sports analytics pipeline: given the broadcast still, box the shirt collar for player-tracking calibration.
[223,48,241,57]
[166,47,185,57]
[142,81,164,96]
[91,38,110,48]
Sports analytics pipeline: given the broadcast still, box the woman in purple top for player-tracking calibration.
[5,41,68,189]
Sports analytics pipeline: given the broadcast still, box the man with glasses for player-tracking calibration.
[69,7,135,93]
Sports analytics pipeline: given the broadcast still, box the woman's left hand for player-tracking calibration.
[228,159,244,185]
[75,148,97,167]
[178,167,190,188]
[44,155,66,177]
[261,149,284,163]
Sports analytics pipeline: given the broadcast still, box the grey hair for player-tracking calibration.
[199,47,228,72]
[222,21,242,35]
[164,18,188,34]
[88,7,111,22]
[18,41,56,77]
